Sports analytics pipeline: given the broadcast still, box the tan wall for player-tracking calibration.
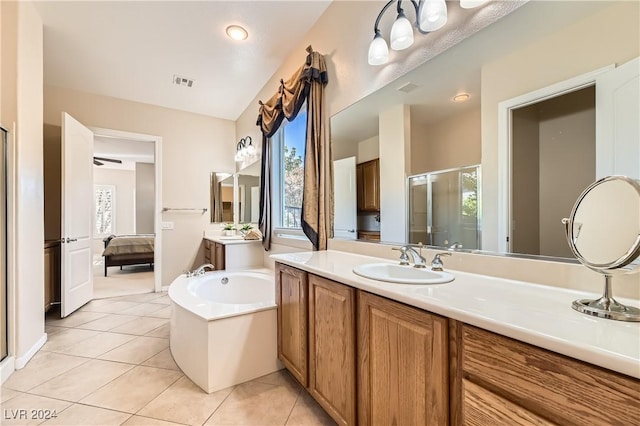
[357,136,379,164]
[511,105,540,255]
[135,162,155,234]
[235,1,520,181]
[481,1,640,251]
[411,108,481,175]
[1,1,45,365]
[44,86,236,285]
[538,88,595,258]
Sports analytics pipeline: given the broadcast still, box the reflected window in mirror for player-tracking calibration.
[274,108,307,229]
[237,160,261,224]
[408,165,481,250]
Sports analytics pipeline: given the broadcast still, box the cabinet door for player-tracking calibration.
[275,263,308,386]
[358,291,448,426]
[204,240,212,264]
[308,275,356,426]
[214,243,225,270]
[44,247,53,310]
[361,159,380,211]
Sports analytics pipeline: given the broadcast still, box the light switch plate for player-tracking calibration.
[161,221,174,230]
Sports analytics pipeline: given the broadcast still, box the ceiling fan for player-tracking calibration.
[93,156,123,166]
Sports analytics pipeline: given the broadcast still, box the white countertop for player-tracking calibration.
[271,250,640,379]
[204,236,262,245]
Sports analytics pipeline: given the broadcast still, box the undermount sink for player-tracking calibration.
[352,263,454,285]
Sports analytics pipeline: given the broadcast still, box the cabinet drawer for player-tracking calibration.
[462,379,556,426]
[461,325,640,426]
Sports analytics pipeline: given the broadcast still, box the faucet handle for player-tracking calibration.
[431,252,452,271]
[392,246,410,266]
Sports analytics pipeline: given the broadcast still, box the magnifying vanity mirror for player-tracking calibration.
[562,176,640,322]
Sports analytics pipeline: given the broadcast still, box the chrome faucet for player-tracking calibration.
[393,244,427,268]
[186,263,215,277]
[448,242,463,250]
[431,252,451,271]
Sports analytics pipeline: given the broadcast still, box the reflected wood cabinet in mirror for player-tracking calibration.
[357,159,380,212]
[450,323,640,426]
[275,263,308,387]
[358,291,449,426]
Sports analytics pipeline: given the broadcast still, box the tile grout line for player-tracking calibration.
[199,384,238,426]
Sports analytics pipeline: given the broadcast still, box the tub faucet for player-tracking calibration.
[187,263,215,277]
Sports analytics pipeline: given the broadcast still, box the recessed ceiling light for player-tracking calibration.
[453,93,470,103]
[226,25,248,41]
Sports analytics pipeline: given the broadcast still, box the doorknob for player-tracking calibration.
[348,229,355,233]
[66,237,78,243]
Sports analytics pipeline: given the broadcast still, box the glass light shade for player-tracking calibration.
[368,34,389,66]
[390,14,414,51]
[460,0,490,9]
[245,144,256,156]
[419,0,448,32]
[234,150,243,162]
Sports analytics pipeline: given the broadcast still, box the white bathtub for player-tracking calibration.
[168,269,279,393]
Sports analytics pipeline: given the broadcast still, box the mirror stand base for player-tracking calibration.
[572,276,640,322]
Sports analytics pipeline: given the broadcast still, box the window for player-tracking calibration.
[276,109,307,229]
[95,185,115,236]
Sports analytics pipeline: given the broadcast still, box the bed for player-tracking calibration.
[102,234,155,277]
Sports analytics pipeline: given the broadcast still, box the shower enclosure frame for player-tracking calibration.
[407,164,482,250]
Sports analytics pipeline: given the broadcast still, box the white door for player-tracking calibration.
[61,113,94,317]
[333,157,357,240]
[596,57,640,179]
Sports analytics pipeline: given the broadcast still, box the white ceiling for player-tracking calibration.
[35,1,332,120]
[94,135,155,170]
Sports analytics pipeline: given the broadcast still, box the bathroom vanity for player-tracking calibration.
[202,235,262,271]
[272,251,640,426]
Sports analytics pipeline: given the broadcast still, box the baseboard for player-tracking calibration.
[161,285,170,292]
[0,356,15,384]
[14,333,47,369]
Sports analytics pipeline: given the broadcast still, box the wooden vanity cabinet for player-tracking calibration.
[358,291,449,426]
[308,274,356,426]
[275,263,309,386]
[203,240,225,270]
[357,159,380,212]
[450,323,640,426]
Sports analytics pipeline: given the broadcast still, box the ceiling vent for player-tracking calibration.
[397,82,419,93]
[173,75,195,88]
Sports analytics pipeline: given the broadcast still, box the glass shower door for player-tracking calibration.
[409,165,481,250]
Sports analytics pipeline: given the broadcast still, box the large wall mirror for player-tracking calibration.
[210,160,261,224]
[331,0,639,262]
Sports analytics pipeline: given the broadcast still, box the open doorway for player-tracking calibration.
[92,132,157,299]
[43,119,163,317]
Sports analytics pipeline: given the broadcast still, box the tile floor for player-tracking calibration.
[1,292,335,426]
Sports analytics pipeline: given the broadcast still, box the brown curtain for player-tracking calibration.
[256,47,332,251]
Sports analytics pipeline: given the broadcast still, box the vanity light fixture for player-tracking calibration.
[368,0,447,66]
[368,0,491,66]
[453,93,470,102]
[234,136,257,162]
[226,25,248,41]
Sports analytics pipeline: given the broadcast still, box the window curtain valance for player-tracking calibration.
[256,46,333,251]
